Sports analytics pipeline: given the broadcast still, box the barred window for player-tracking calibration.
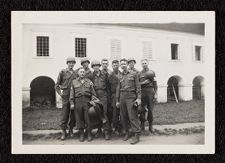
[36,36,49,56]
[110,39,121,60]
[195,46,202,61]
[142,41,153,60]
[171,43,179,60]
[75,38,87,57]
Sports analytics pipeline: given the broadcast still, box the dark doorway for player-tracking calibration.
[30,76,56,108]
[192,76,204,100]
[167,76,180,102]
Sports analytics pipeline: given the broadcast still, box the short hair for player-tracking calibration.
[120,58,128,64]
[112,59,119,64]
[101,58,109,63]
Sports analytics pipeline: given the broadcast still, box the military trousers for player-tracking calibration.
[74,96,91,130]
[96,90,111,132]
[60,89,75,130]
[140,87,154,125]
[111,94,121,130]
[120,92,141,133]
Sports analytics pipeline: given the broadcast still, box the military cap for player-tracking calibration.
[80,57,90,65]
[91,60,101,68]
[120,58,128,63]
[127,58,136,64]
[112,59,119,64]
[66,57,76,64]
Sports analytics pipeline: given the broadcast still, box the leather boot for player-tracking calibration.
[130,133,140,145]
[60,130,66,140]
[104,131,110,140]
[140,122,145,131]
[123,132,129,141]
[149,123,153,133]
[79,129,85,142]
[87,130,93,142]
[95,128,102,138]
[69,128,74,137]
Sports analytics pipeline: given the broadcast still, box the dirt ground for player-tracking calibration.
[23,132,204,145]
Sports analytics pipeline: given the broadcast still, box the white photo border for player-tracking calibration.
[11,11,215,154]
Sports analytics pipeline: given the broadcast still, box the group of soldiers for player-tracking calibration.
[55,57,157,145]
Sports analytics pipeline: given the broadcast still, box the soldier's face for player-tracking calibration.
[82,62,89,69]
[93,65,100,72]
[128,61,135,68]
[67,62,75,69]
[112,63,119,71]
[101,61,108,70]
[141,60,149,69]
[78,68,85,78]
[120,61,128,70]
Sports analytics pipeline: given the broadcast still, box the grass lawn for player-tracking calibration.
[22,100,204,131]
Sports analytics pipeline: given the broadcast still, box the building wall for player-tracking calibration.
[22,24,205,108]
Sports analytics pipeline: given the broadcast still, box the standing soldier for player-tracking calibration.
[75,57,94,81]
[55,57,76,140]
[91,60,111,140]
[101,59,113,130]
[139,59,158,133]
[108,59,121,135]
[128,58,139,74]
[69,68,97,142]
[116,58,142,144]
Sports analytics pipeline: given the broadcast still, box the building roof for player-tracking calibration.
[88,23,204,35]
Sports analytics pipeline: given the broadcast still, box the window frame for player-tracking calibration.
[192,43,204,62]
[170,43,179,61]
[139,37,155,61]
[109,36,123,60]
[31,32,53,59]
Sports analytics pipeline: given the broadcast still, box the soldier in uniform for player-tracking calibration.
[116,58,142,144]
[55,57,76,140]
[139,59,158,132]
[75,57,94,81]
[91,60,111,140]
[108,59,121,135]
[101,58,112,75]
[69,67,97,142]
[68,57,94,133]
[128,58,139,74]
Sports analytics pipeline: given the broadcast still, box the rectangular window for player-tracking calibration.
[36,36,49,56]
[195,46,201,61]
[171,43,179,60]
[110,39,121,60]
[75,38,87,57]
[142,41,153,60]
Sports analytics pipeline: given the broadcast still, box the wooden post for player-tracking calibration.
[172,84,179,103]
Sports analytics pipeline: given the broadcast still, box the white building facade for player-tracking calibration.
[22,24,205,108]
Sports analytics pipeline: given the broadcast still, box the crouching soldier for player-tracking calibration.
[116,58,142,144]
[55,57,76,140]
[69,67,97,142]
[91,60,111,140]
[139,59,158,133]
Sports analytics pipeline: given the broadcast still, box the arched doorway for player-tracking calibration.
[167,75,183,102]
[30,76,56,108]
[192,76,204,100]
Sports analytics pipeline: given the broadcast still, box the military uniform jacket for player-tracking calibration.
[108,70,121,95]
[116,70,141,101]
[128,67,139,74]
[69,77,96,106]
[55,68,76,95]
[139,68,157,89]
[92,70,109,92]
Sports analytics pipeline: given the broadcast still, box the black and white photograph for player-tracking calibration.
[11,11,215,154]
